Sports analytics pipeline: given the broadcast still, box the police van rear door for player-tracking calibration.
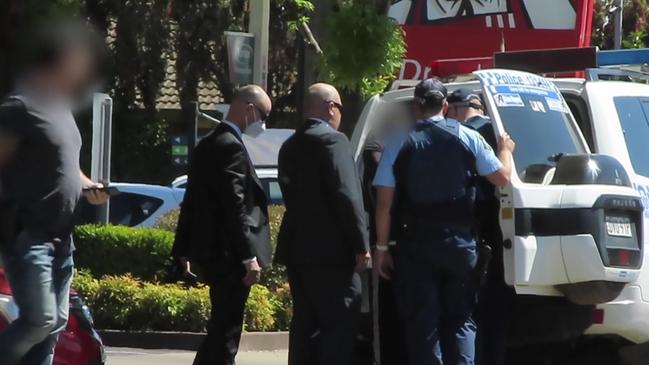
[475,69,592,296]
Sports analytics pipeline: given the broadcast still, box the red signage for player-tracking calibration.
[390,0,595,79]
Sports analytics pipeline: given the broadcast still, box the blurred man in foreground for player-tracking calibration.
[172,85,273,365]
[276,83,370,365]
[0,20,109,365]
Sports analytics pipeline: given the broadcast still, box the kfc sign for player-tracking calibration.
[390,0,594,80]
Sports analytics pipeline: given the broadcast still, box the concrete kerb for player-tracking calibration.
[97,330,289,352]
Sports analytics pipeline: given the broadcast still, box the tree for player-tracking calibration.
[592,0,649,49]
[291,0,406,135]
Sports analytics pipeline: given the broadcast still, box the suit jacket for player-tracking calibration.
[172,123,272,273]
[275,119,369,268]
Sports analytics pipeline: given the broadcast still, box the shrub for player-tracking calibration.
[73,273,282,332]
[73,269,100,301]
[91,274,143,329]
[153,208,180,232]
[73,225,174,281]
[272,282,293,331]
[154,205,286,244]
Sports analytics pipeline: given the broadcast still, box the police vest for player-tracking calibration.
[394,119,479,230]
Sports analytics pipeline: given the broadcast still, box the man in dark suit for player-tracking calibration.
[276,83,370,365]
[172,85,273,365]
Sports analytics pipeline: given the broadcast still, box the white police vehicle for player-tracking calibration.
[352,67,645,363]
[544,49,649,357]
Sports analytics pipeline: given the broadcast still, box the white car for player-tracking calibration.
[552,66,649,348]
[77,183,185,228]
[352,68,644,362]
[171,166,283,205]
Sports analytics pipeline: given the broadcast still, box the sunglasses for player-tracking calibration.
[325,100,343,111]
[248,102,268,121]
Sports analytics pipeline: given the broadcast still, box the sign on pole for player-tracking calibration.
[91,93,113,223]
[171,135,189,166]
[225,31,255,85]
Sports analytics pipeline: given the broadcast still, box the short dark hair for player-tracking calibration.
[413,78,447,113]
[21,19,105,73]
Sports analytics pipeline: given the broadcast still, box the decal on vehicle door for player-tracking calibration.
[545,97,569,113]
[494,93,524,107]
[530,100,546,113]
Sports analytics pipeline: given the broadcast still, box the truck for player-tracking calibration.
[351,64,647,364]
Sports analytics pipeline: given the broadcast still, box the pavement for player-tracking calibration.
[107,347,288,365]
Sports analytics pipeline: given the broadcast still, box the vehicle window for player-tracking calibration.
[614,97,649,177]
[109,193,164,226]
[495,94,584,183]
[262,179,284,205]
[563,93,595,151]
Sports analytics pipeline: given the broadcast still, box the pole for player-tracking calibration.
[613,0,623,50]
[249,0,270,89]
[91,94,113,224]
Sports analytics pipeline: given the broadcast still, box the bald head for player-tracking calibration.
[305,83,343,130]
[226,84,272,130]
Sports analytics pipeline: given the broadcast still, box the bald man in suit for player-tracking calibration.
[276,83,370,365]
[172,85,273,365]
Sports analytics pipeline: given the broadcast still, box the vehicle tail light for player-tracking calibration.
[592,308,605,324]
[608,249,640,268]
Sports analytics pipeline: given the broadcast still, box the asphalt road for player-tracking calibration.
[107,347,287,365]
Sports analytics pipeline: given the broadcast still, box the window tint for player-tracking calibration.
[614,97,649,177]
[262,178,284,205]
[77,193,164,227]
[563,94,595,151]
[109,193,164,226]
[495,94,584,183]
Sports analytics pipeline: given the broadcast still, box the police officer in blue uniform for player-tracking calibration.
[447,88,516,365]
[373,79,515,365]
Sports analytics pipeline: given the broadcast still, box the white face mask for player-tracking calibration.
[244,120,266,137]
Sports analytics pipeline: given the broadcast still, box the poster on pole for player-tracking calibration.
[225,31,255,85]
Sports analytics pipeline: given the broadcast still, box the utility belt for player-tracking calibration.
[396,199,476,236]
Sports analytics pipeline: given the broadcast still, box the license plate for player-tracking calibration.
[606,222,632,238]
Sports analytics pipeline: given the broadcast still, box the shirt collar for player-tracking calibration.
[311,118,334,129]
[417,115,445,124]
[222,119,242,137]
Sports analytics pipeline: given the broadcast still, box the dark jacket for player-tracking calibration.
[171,123,272,272]
[275,119,369,268]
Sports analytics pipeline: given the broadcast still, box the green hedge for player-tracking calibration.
[72,206,293,332]
[73,225,174,281]
[74,270,289,332]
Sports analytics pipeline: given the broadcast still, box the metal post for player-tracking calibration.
[614,0,624,50]
[249,0,270,89]
[91,93,113,224]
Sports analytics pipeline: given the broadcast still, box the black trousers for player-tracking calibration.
[287,267,362,365]
[377,276,409,365]
[194,267,250,365]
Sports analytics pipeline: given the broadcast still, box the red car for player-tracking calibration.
[0,269,105,365]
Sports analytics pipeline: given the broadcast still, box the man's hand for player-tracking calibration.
[243,259,262,286]
[499,133,515,153]
[178,256,191,274]
[82,183,110,205]
[374,250,394,280]
[176,256,198,280]
[355,252,371,273]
